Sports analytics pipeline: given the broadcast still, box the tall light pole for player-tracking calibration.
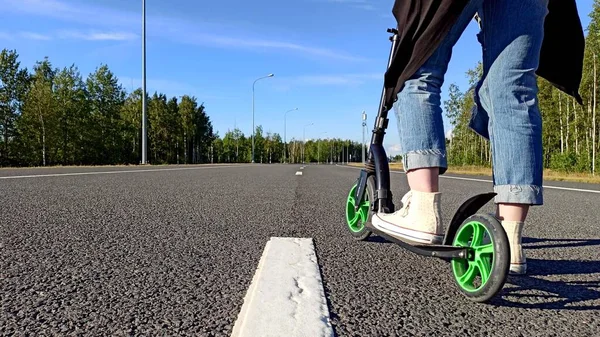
[141,0,147,165]
[362,111,367,164]
[252,73,274,163]
[347,142,350,164]
[302,122,313,163]
[283,108,298,164]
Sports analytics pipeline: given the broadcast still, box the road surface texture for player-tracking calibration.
[1,164,599,336]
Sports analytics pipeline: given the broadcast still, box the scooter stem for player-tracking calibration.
[366,28,399,170]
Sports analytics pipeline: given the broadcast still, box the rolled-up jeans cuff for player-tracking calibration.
[494,184,543,205]
[402,149,448,174]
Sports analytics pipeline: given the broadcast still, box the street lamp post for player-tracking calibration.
[362,111,367,164]
[141,0,147,165]
[302,123,313,163]
[284,108,298,164]
[347,142,350,164]
[330,140,333,164]
[252,73,274,163]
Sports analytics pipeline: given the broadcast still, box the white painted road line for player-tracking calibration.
[231,237,334,337]
[337,165,600,194]
[0,165,247,180]
[537,185,600,194]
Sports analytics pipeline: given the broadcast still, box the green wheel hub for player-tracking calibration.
[345,184,370,233]
[451,221,495,292]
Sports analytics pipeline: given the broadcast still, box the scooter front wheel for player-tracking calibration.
[345,175,376,241]
[450,213,510,303]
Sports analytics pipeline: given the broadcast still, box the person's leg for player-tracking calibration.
[371,0,482,244]
[474,0,548,274]
[407,168,439,192]
[495,205,528,222]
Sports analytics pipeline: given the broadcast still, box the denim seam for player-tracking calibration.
[402,149,447,173]
[494,184,543,205]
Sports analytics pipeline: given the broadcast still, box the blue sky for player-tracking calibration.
[0,0,594,156]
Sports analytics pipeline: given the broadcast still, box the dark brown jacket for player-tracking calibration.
[383,0,585,110]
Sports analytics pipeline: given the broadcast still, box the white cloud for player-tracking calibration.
[326,0,367,4]
[276,73,381,87]
[0,0,132,27]
[3,0,74,14]
[386,143,402,156]
[300,75,359,85]
[353,4,376,11]
[268,73,380,91]
[0,31,52,41]
[19,32,52,40]
[445,128,454,140]
[1,29,137,42]
[299,73,380,85]
[57,30,138,41]
[180,33,368,62]
[324,0,377,11]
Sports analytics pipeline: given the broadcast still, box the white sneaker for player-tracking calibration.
[502,220,527,275]
[371,190,444,244]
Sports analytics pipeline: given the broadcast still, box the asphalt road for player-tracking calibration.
[1,164,599,336]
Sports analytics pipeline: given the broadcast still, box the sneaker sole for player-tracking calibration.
[372,215,444,245]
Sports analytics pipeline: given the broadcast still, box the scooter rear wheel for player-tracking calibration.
[344,175,376,241]
[450,213,510,303]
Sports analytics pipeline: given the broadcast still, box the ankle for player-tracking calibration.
[501,220,526,259]
[501,220,524,236]
[496,203,529,222]
[406,167,439,192]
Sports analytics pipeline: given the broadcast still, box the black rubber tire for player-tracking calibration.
[451,213,510,303]
[346,175,376,241]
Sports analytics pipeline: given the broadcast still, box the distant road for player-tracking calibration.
[1,164,599,336]
[0,164,244,178]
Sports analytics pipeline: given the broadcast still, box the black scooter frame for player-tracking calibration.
[353,28,398,216]
[353,28,497,260]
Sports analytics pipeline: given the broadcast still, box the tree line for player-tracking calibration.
[0,52,218,167]
[0,51,366,166]
[444,2,600,174]
[218,126,368,164]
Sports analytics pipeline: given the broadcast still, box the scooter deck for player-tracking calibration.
[365,222,470,260]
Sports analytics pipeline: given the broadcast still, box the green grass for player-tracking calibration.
[348,162,600,184]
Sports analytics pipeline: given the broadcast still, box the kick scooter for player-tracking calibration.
[345,28,510,303]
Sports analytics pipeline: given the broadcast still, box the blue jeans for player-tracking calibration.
[394,0,548,205]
